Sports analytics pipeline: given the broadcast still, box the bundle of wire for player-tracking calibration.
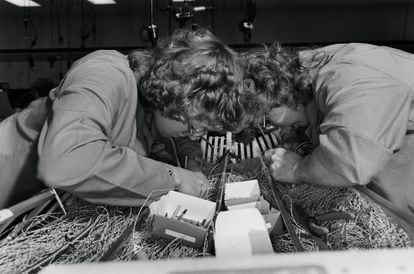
[0,159,412,273]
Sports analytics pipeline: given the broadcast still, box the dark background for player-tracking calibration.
[1,0,414,92]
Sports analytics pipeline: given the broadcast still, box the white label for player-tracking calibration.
[165,229,196,243]
[0,209,13,222]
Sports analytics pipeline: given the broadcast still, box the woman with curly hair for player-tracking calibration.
[0,28,244,207]
[243,42,414,217]
[137,28,244,134]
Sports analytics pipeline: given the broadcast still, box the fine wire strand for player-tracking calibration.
[168,137,181,168]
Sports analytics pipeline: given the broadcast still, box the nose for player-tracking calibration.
[188,135,201,141]
[292,121,308,130]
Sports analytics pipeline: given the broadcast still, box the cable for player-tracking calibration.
[238,0,257,43]
[141,0,159,46]
[168,137,182,168]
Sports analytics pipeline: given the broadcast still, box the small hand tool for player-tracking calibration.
[294,205,355,250]
[307,210,355,236]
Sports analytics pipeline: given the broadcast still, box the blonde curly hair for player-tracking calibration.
[132,28,245,133]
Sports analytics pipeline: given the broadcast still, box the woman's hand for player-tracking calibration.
[264,147,303,184]
[170,166,210,198]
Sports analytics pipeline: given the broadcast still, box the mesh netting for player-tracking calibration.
[0,158,412,273]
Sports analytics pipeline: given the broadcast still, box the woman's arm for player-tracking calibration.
[295,64,412,187]
[37,55,177,207]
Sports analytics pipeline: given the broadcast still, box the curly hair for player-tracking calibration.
[242,43,328,121]
[128,50,151,81]
[134,28,245,132]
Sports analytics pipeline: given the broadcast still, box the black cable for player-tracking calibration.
[239,0,257,43]
[55,0,64,46]
[150,0,155,24]
[23,5,30,48]
[81,0,85,47]
[403,0,410,41]
[92,6,97,44]
[66,0,71,47]
[168,0,172,35]
[146,0,159,46]
[210,0,215,32]
[49,0,55,48]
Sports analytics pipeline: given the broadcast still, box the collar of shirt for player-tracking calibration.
[304,100,321,146]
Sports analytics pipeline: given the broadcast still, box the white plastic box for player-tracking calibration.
[224,179,261,208]
[149,191,216,249]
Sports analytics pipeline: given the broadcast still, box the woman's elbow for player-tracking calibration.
[37,157,62,188]
[37,156,85,189]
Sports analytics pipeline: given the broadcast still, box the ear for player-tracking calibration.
[243,78,255,92]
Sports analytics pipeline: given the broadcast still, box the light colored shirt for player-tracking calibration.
[0,97,48,207]
[36,50,182,206]
[296,43,414,187]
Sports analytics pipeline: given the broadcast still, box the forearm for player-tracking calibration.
[294,129,392,188]
[38,139,177,207]
[294,154,356,188]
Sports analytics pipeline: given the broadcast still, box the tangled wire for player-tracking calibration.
[0,159,412,274]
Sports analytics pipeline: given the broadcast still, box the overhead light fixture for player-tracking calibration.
[3,0,41,7]
[86,0,116,4]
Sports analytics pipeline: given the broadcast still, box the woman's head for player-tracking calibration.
[241,43,320,127]
[137,28,245,136]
